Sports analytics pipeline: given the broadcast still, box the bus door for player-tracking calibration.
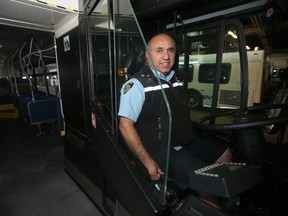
[176,20,248,119]
[87,0,172,215]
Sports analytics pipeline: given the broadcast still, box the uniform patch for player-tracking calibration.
[123,82,134,94]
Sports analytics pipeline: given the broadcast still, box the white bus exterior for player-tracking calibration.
[179,50,265,109]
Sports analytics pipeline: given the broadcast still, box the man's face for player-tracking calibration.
[146,34,176,75]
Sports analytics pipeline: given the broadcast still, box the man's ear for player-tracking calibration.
[145,51,151,64]
[145,51,149,59]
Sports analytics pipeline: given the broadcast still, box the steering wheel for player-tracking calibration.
[195,103,288,132]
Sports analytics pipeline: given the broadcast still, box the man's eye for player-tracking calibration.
[155,48,175,53]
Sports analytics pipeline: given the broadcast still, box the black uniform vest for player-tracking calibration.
[131,66,194,159]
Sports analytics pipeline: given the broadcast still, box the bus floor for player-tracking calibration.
[1,117,286,216]
[0,118,103,216]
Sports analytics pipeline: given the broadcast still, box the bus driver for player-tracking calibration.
[118,33,232,204]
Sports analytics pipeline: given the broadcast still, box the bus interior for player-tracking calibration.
[1,0,288,215]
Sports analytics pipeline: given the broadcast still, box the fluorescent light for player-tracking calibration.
[228,31,237,39]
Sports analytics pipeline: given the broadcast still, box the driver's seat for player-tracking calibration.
[262,87,288,215]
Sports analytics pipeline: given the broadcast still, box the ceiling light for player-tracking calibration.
[228,31,237,39]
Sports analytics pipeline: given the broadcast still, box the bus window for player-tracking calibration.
[198,63,231,84]
[220,25,242,109]
[178,25,221,112]
[36,63,58,95]
[90,8,112,123]
[178,64,193,82]
[178,22,244,113]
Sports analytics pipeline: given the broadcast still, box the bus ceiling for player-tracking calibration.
[131,0,271,21]
[130,0,288,53]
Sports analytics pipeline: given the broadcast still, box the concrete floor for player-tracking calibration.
[0,118,102,216]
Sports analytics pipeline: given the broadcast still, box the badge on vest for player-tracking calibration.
[123,82,134,94]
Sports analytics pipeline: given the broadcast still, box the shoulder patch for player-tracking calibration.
[123,82,134,94]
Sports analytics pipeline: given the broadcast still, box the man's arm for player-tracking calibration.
[119,116,163,181]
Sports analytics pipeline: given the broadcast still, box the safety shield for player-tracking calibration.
[89,0,171,206]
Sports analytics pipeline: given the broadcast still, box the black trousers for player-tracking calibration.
[168,134,229,190]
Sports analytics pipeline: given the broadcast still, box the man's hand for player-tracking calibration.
[119,117,164,181]
[146,159,164,181]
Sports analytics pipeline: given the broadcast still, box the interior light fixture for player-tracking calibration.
[228,31,237,39]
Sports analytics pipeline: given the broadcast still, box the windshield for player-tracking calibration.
[174,21,245,122]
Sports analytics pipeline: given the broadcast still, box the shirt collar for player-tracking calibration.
[149,67,175,82]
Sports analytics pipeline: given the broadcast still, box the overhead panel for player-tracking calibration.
[0,0,78,32]
[30,0,79,12]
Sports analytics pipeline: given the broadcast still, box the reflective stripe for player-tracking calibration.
[31,0,78,13]
[144,82,183,92]
[173,82,183,87]
[144,84,170,92]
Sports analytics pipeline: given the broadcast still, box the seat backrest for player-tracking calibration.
[264,88,288,135]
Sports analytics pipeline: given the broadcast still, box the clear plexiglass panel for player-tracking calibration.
[89,0,171,204]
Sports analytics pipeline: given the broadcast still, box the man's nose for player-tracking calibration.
[162,50,170,59]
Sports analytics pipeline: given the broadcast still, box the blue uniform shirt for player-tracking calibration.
[118,68,175,122]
